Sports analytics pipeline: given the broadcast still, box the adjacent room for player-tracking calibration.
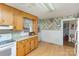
[0,3,79,56]
[63,20,77,47]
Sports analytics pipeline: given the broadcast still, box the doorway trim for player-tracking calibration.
[62,18,77,45]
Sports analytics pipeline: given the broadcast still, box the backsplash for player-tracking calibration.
[0,30,13,42]
[0,33,13,42]
[0,30,12,34]
[12,31,29,40]
[39,18,61,30]
[0,30,29,42]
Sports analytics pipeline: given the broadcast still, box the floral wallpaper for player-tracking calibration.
[38,14,77,30]
[39,18,61,30]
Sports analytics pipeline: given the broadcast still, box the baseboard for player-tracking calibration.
[40,41,63,46]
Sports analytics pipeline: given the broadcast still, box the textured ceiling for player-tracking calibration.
[6,3,79,19]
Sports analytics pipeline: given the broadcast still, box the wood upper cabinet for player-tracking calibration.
[0,4,13,25]
[0,4,23,30]
[16,40,25,56]
[0,4,2,24]
[0,4,38,32]
[33,20,38,34]
[13,9,23,31]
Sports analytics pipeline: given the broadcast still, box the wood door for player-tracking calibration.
[1,4,13,25]
[13,9,23,31]
[16,40,25,56]
[24,39,31,55]
[30,38,35,50]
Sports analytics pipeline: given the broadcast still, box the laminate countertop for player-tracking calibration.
[14,35,38,42]
[0,35,38,48]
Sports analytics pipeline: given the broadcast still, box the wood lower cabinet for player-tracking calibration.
[24,39,31,54]
[34,36,39,48]
[30,38,35,50]
[16,40,25,56]
[16,36,38,56]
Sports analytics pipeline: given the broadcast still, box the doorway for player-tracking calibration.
[63,20,77,47]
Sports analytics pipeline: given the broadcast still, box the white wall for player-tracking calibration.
[39,19,64,45]
[40,30,63,45]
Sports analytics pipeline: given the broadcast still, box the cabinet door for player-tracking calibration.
[14,9,23,30]
[24,39,31,54]
[30,38,35,50]
[16,40,25,56]
[34,36,39,48]
[0,4,2,24]
[1,4,13,25]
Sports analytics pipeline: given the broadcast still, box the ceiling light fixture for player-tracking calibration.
[40,3,49,11]
[47,3,55,11]
[40,3,55,11]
